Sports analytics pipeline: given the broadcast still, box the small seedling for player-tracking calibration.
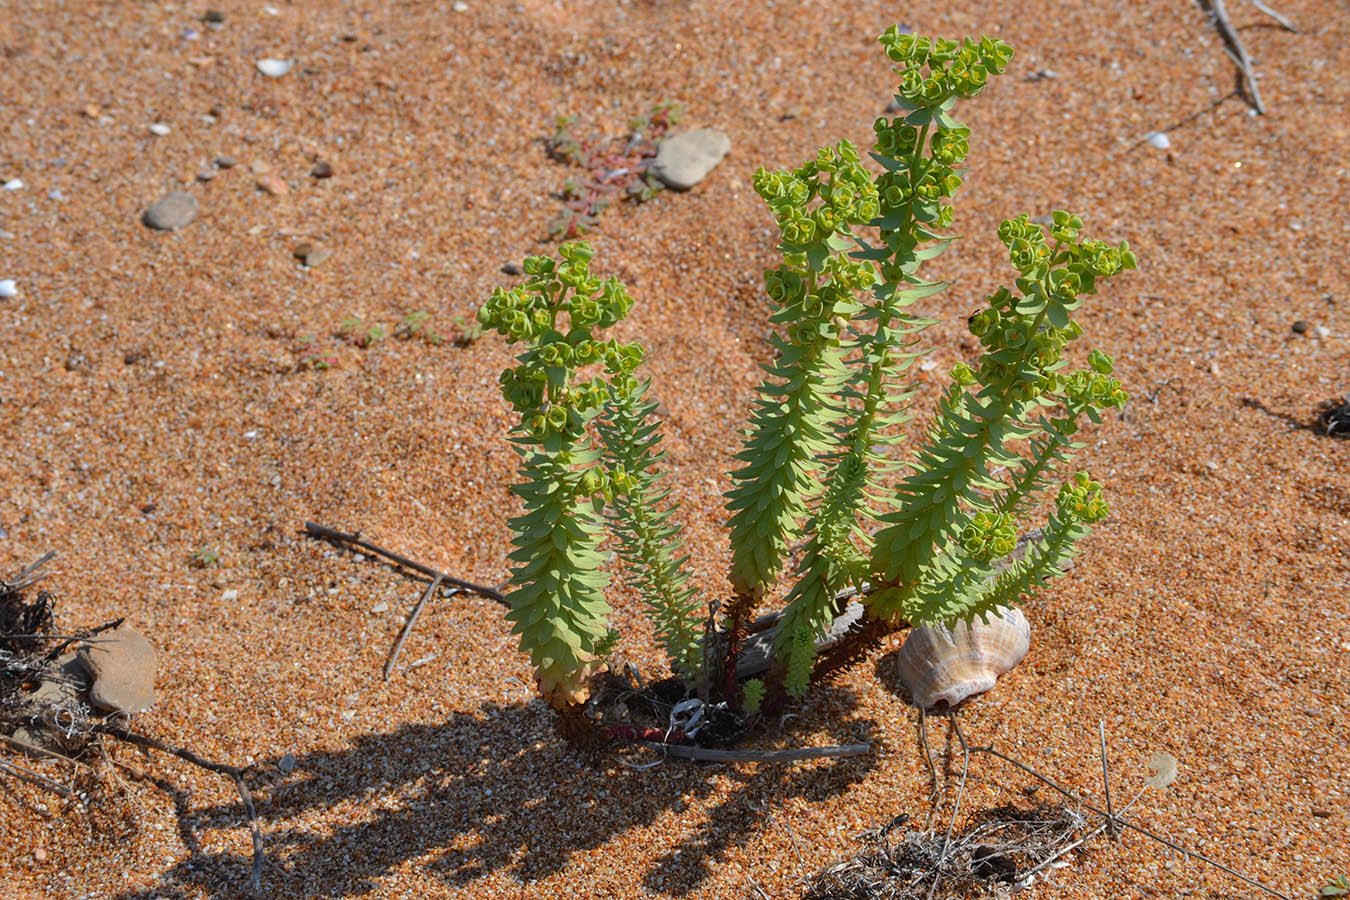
[1323,876,1350,898]
[394,310,444,345]
[544,102,682,240]
[190,547,219,568]
[338,315,386,348]
[450,315,482,348]
[294,333,337,370]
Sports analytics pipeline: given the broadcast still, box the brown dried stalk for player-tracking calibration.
[92,724,266,897]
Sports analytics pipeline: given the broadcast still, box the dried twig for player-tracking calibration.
[973,743,1293,900]
[1016,784,1148,887]
[926,716,971,900]
[1203,0,1266,114]
[0,733,91,767]
[2,551,57,592]
[92,724,265,896]
[918,708,940,830]
[1099,720,1117,840]
[1250,0,1296,31]
[639,742,871,763]
[302,521,506,604]
[0,758,74,797]
[383,575,448,680]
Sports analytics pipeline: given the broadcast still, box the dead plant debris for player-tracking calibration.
[802,804,1090,900]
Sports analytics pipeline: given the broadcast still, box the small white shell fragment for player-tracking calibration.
[1313,325,1331,339]
[1145,131,1171,150]
[1145,751,1179,789]
[0,279,16,298]
[896,605,1031,708]
[256,58,293,78]
[2,179,23,191]
[149,122,171,136]
[453,0,469,9]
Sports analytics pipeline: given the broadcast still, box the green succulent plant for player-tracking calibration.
[478,28,1136,714]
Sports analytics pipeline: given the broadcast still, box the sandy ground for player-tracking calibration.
[1,1,1347,898]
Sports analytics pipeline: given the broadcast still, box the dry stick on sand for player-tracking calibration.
[2,551,58,593]
[303,521,507,604]
[383,575,450,680]
[972,742,1294,900]
[639,742,871,763]
[927,715,971,900]
[1099,719,1118,840]
[1250,0,1297,32]
[91,724,266,897]
[0,758,75,797]
[1200,0,1294,115]
[917,710,937,828]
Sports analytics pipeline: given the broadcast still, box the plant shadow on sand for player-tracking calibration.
[115,694,879,898]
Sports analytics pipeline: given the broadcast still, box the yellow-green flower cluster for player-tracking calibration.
[879,29,1013,105]
[480,243,646,447]
[1057,473,1109,524]
[998,213,1138,288]
[752,141,879,246]
[959,511,1018,561]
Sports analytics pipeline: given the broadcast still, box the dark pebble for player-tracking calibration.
[1292,320,1309,334]
[500,262,522,276]
[310,161,334,179]
[203,9,225,23]
[215,154,236,169]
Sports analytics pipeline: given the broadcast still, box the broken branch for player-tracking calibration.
[302,521,506,605]
[92,724,265,896]
[639,742,871,763]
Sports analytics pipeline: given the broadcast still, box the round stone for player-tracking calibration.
[649,128,731,190]
[141,191,199,230]
[77,627,157,715]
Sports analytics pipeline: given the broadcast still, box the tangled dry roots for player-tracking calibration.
[802,804,1090,900]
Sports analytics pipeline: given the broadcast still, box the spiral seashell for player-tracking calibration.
[896,606,1030,709]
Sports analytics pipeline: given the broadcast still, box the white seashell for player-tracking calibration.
[0,279,16,298]
[256,58,293,78]
[896,605,1030,709]
[1145,131,1171,150]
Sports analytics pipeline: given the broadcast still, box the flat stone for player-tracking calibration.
[649,128,730,190]
[141,190,199,230]
[256,174,288,195]
[77,627,156,715]
[13,653,90,751]
[292,243,330,267]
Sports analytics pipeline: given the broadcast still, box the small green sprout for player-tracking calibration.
[338,316,386,348]
[190,547,219,568]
